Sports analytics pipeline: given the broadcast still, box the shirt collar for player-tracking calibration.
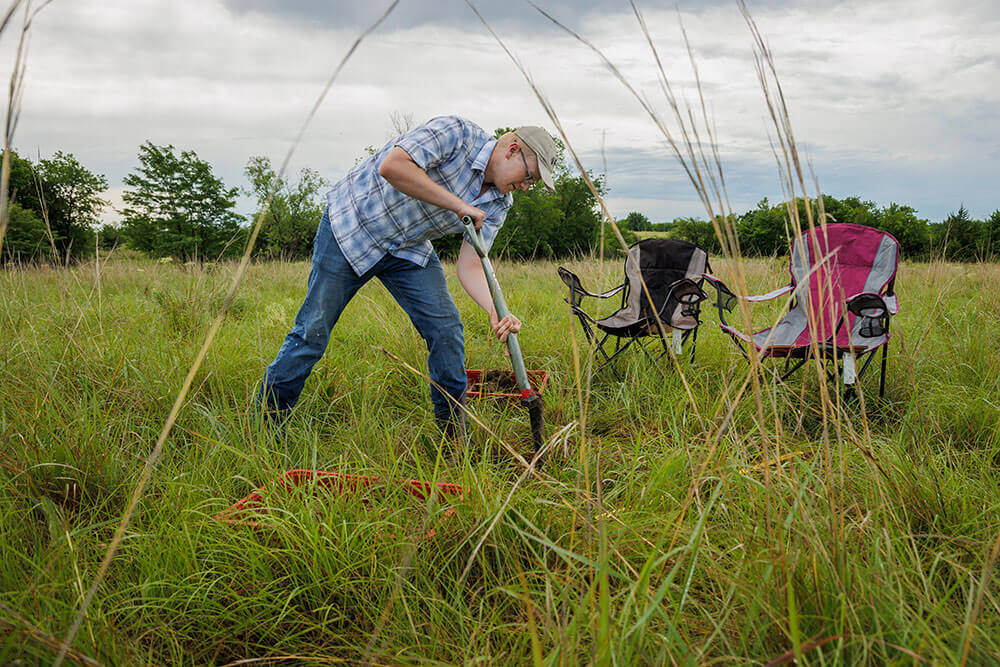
[472,138,496,172]
[470,138,506,203]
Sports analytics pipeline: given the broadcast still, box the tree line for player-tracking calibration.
[3,139,999,265]
[627,198,1000,262]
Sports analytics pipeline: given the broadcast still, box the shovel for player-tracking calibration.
[461,216,545,459]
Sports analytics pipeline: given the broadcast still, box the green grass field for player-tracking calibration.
[2,253,999,664]
[634,230,672,239]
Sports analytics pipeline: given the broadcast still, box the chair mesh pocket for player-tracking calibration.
[858,316,886,338]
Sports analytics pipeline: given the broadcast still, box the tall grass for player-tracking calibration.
[2,254,999,663]
[3,1,999,664]
[45,4,402,663]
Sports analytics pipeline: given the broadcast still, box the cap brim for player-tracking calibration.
[538,161,556,193]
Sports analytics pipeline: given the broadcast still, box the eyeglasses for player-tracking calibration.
[519,148,535,184]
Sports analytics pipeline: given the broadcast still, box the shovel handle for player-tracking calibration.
[461,216,532,394]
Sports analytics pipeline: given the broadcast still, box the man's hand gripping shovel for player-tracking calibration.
[461,216,546,461]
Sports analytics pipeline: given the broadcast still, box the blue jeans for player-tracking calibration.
[258,213,467,427]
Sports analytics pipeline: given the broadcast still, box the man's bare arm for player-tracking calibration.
[456,240,521,343]
[378,147,485,228]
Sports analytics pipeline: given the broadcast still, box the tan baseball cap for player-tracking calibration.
[514,126,558,192]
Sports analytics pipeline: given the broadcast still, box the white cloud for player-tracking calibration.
[1,0,997,226]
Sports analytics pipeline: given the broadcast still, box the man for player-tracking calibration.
[257,115,558,436]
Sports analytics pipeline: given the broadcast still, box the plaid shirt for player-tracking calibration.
[325,115,513,276]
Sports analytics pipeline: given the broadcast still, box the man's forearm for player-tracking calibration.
[457,243,497,319]
[379,147,486,228]
[379,153,464,212]
[457,241,523,344]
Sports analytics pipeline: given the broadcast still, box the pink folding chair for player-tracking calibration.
[703,223,900,399]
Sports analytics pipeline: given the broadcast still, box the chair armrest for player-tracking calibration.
[701,273,737,312]
[558,266,626,299]
[564,301,599,324]
[702,273,794,304]
[744,284,794,302]
[592,284,628,299]
[702,273,797,330]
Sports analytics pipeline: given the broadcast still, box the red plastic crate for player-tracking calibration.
[466,369,548,401]
[215,469,465,537]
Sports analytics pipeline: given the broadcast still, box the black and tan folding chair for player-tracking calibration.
[558,238,709,380]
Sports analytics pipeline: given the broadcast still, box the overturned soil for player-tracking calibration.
[472,369,521,394]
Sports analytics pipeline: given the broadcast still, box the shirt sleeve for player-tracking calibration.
[394,116,466,171]
[463,201,508,254]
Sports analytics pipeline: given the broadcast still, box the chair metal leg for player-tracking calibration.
[879,343,888,397]
[649,326,670,359]
[604,357,624,381]
[638,336,665,366]
[780,357,808,381]
[593,334,625,381]
[842,345,887,400]
[600,336,643,381]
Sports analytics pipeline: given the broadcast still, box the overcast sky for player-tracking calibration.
[2,0,997,224]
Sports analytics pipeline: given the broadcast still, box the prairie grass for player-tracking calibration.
[4,1,999,664]
[2,253,999,664]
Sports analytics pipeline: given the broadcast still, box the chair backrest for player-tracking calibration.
[621,238,708,325]
[787,223,899,347]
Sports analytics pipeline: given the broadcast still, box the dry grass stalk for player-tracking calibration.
[52,3,402,663]
[461,10,715,597]
[0,0,28,260]
[524,1,775,568]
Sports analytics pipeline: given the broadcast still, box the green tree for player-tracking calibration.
[621,211,652,232]
[823,195,879,227]
[97,224,124,252]
[932,205,984,261]
[737,198,790,256]
[599,218,638,257]
[877,202,929,259]
[1,202,49,263]
[736,196,882,257]
[244,156,329,260]
[3,150,108,263]
[985,210,1000,260]
[490,185,564,258]
[121,142,244,261]
[651,220,675,233]
[6,150,46,218]
[552,171,606,257]
[3,151,53,263]
[36,151,109,259]
[669,216,722,254]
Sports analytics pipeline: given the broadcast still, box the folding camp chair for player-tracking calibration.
[558,238,709,380]
[703,223,900,399]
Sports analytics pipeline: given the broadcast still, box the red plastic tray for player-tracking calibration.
[215,469,465,537]
[466,369,548,401]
